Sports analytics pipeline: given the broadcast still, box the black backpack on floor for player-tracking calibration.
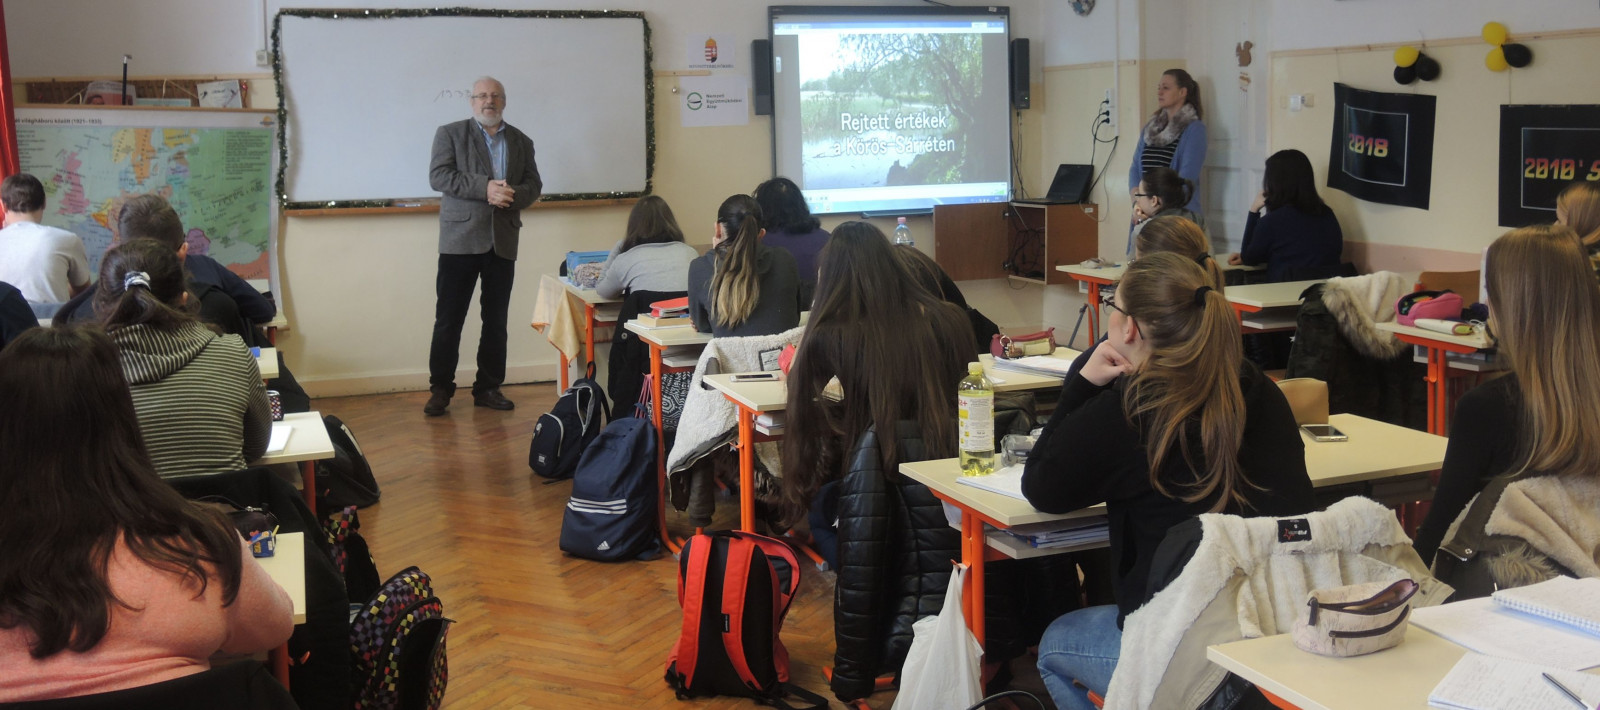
[559,416,660,561]
[529,364,609,480]
[316,414,381,509]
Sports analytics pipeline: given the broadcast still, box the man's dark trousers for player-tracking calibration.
[429,249,514,396]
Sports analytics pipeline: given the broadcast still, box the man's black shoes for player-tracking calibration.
[473,389,515,410]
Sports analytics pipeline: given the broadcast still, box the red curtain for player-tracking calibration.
[0,0,18,181]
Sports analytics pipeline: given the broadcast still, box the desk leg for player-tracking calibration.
[267,327,278,346]
[960,512,987,649]
[301,461,317,515]
[650,344,680,554]
[1423,346,1447,436]
[558,352,570,392]
[270,643,290,687]
[1085,285,1102,343]
[737,403,757,532]
[584,303,597,370]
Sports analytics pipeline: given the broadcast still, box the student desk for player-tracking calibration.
[1375,322,1493,436]
[1209,626,1600,710]
[701,348,1081,534]
[558,281,622,391]
[622,321,712,551]
[257,531,306,687]
[253,411,336,513]
[1056,263,1286,339]
[263,312,289,345]
[900,413,1448,650]
[1225,279,1323,332]
[256,347,278,380]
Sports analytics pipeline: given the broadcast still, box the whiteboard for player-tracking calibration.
[276,11,650,205]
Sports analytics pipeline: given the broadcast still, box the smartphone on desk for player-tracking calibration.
[731,372,780,382]
[1301,424,1347,442]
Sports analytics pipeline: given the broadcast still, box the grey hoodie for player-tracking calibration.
[109,321,271,478]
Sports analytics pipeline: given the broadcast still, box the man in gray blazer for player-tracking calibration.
[425,76,542,415]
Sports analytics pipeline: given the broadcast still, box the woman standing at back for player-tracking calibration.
[0,327,292,701]
[1228,149,1344,282]
[1129,70,1207,216]
[687,194,805,337]
[1021,254,1314,710]
[96,239,271,478]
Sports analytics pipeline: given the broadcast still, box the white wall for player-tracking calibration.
[1268,0,1600,52]
[1040,0,1140,67]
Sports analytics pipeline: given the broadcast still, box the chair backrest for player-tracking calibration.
[1418,270,1480,306]
[1275,378,1328,425]
[0,662,300,710]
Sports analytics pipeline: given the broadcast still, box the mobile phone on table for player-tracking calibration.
[731,372,779,382]
[1301,424,1347,442]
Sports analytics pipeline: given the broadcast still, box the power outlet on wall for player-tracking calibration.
[1104,89,1116,129]
[255,49,271,67]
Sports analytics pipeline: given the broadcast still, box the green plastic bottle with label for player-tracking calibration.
[958,361,996,476]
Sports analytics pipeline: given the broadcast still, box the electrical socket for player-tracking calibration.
[1104,89,1116,129]
[255,50,270,67]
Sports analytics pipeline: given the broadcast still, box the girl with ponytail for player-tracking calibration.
[1022,253,1314,710]
[1134,214,1226,292]
[687,194,805,337]
[96,239,271,479]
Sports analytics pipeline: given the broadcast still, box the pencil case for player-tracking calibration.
[1292,578,1418,657]
[991,328,1056,360]
[1395,290,1462,327]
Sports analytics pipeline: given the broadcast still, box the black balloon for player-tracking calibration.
[1394,65,1417,85]
[1415,55,1441,81]
[1503,43,1533,68]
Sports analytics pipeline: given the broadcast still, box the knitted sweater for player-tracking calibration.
[110,322,271,478]
[595,240,699,300]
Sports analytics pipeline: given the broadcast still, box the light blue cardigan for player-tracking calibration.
[1128,119,1208,214]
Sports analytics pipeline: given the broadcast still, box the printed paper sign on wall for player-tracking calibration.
[1498,104,1600,227]
[680,75,749,128]
[1326,83,1437,210]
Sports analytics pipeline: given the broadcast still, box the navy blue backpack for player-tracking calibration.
[529,364,609,480]
[559,415,661,562]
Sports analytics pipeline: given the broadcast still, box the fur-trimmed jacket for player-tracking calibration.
[1286,273,1427,429]
[1433,473,1600,600]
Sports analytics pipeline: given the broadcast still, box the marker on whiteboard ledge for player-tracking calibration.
[393,200,425,208]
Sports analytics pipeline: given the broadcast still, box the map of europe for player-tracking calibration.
[17,114,276,283]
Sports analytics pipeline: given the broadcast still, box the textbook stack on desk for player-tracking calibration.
[1002,518,1109,549]
[1429,653,1600,710]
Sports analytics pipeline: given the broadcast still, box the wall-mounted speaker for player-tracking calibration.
[752,39,774,116]
[1010,38,1030,110]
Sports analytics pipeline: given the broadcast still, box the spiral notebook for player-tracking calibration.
[1493,576,1600,637]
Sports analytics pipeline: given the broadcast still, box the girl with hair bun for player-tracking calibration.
[1135,214,1226,292]
[1131,167,1203,236]
[687,194,805,337]
[95,239,270,478]
[1022,253,1314,710]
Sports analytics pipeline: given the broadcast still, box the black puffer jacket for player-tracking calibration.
[831,421,959,701]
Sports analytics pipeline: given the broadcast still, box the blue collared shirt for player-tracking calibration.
[475,120,507,181]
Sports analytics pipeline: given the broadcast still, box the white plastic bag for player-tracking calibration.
[892,563,983,710]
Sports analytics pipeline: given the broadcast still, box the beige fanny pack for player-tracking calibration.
[1291,578,1418,657]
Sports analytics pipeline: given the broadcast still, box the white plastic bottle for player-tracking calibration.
[893,216,914,246]
[958,362,996,476]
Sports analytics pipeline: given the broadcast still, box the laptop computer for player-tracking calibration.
[1013,164,1094,205]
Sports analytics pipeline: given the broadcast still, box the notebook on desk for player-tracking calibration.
[1411,596,1600,671]
[266,423,293,455]
[1430,652,1600,710]
[1493,577,1600,637]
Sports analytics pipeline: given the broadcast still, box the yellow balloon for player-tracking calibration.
[1486,47,1509,72]
[1394,45,1420,68]
[1482,22,1509,47]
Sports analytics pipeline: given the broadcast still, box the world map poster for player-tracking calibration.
[15,107,281,295]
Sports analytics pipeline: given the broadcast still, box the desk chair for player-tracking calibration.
[1274,378,1329,425]
[0,662,299,710]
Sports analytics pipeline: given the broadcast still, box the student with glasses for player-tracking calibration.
[1020,254,1314,710]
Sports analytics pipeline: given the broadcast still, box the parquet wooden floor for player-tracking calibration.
[318,383,1054,710]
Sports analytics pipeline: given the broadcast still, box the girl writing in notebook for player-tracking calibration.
[1414,224,1600,567]
[1021,253,1314,710]
[0,327,293,702]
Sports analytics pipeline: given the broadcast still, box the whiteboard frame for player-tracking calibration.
[271,8,655,210]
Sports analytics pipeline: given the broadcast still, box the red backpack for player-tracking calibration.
[664,531,828,709]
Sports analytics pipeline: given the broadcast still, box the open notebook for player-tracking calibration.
[1493,576,1600,637]
[1430,653,1600,710]
[266,423,293,454]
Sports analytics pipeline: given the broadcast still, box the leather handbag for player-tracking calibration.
[1291,578,1418,657]
[990,328,1057,360]
[1394,290,1463,327]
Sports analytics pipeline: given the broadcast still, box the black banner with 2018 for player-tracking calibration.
[1327,83,1437,210]
[1498,105,1600,227]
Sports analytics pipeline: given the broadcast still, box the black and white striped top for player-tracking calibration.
[1141,134,1182,176]
[110,322,271,478]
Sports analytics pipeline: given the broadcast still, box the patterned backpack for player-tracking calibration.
[350,566,451,710]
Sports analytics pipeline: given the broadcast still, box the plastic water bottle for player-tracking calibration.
[958,362,996,476]
[893,217,914,246]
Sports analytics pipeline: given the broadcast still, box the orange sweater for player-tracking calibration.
[0,534,293,701]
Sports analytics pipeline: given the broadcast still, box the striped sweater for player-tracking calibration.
[109,322,271,478]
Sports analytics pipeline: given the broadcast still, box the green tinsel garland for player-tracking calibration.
[272,8,654,211]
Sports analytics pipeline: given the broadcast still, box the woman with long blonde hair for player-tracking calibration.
[686,194,804,337]
[1414,224,1600,564]
[1021,253,1314,710]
